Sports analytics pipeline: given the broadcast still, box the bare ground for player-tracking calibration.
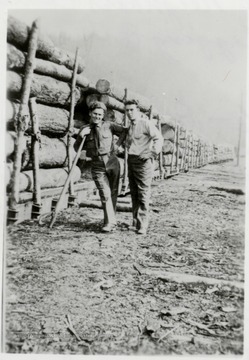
[4,161,245,355]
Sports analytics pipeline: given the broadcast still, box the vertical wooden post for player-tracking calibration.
[199,143,202,167]
[29,97,42,218]
[170,123,177,173]
[157,117,164,179]
[192,140,194,168]
[180,131,187,172]
[202,143,204,165]
[175,125,180,172]
[8,19,39,222]
[196,140,200,167]
[148,105,153,120]
[194,140,197,168]
[67,48,79,207]
[202,143,204,166]
[199,141,202,167]
[149,106,157,180]
[203,144,206,165]
[191,136,194,168]
[120,88,128,195]
[186,135,191,171]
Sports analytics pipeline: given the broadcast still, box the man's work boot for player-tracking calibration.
[137,226,147,235]
[130,218,138,231]
[133,218,138,228]
[102,224,116,233]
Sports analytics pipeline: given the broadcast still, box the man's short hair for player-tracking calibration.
[89,101,107,112]
[124,99,140,108]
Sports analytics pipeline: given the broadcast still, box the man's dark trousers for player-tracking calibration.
[91,154,120,226]
[128,155,154,231]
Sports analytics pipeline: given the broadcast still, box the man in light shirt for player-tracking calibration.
[125,100,163,235]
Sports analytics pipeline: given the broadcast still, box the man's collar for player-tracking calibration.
[91,121,103,128]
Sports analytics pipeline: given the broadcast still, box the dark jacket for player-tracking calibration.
[74,121,127,158]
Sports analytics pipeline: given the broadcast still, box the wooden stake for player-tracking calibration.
[49,136,87,229]
[199,143,202,167]
[183,134,189,172]
[191,136,194,168]
[149,105,153,120]
[175,125,180,172]
[180,132,188,172]
[157,117,164,179]
[186,135,191,171]
[196,140,200,168]
[203,144,206,165]
[67,47,79,199]
[199,141,202,167]
[193,140,196,168]
[120,88,129,195]
[170,124,177,173]
[8,19,39,211]
[29,97,42,218]
[200,143,204,166]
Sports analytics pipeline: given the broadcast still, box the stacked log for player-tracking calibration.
[6,163,81,193]
[6,16,89,194]
[7,16,85,72]
[6,99,70,134]
[7,71,83,107]
[7,44,90,88]
[105,109,124,125]
[96,79,151,112]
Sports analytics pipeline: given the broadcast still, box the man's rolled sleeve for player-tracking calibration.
[110,122,125,136]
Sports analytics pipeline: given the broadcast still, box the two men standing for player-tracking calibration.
[76,99,163,235]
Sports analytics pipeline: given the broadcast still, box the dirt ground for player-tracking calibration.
[4,160,245,355]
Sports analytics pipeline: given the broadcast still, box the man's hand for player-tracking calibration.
[139,150,158,161]
[113,144,123,155]
[151,149,158,159]
[80,126,91,137]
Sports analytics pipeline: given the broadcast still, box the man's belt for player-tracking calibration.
[92,152,111,161]
[128,154,152,161]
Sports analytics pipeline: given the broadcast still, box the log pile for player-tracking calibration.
[6,16,89,196]
[7,16,85,72]
[5,15,235,221]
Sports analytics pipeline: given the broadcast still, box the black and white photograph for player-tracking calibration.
[1,0,248,358]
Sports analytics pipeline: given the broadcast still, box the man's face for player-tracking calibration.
[125,104,139,121]
[89,108,104,125]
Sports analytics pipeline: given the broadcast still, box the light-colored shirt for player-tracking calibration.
[126,117,163,156]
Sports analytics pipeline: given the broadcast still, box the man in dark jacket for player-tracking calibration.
[74,101,127,232]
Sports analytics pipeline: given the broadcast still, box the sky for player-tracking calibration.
[7,8,248,149]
